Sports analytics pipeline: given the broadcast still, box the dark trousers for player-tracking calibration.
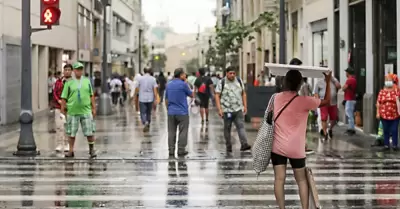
[159,89,165,102]
[111,92,120,105]
[223,110,248,149]
[168,115,189,153]
[139,102,153,125]
[381,118,400,147]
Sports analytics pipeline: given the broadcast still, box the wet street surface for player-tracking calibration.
[0,106,399,208]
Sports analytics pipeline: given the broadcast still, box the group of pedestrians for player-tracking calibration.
[164,66,251,157]
[52,62,97,158]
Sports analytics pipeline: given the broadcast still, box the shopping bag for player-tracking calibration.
[306,167,321,209]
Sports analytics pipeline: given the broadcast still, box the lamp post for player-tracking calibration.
[275,0,286,93]
[97,0,112,116]
[138,25,143,74]
[279,0,286,64]
[15,0,38,156]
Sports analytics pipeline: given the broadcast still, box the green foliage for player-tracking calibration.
[142,44,149,60]
[184,58,199,74]
[213,11,277,68]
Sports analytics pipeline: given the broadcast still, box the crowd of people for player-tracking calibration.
[46,58,400,208]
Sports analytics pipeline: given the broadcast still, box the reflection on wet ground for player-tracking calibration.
[0,106,399,208]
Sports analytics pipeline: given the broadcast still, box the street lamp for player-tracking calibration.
[97,0,112,116]
[138,23,144,74]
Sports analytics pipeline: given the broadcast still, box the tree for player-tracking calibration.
[184,58,199,74]
[142,44,149,60]
[214,11,278,68]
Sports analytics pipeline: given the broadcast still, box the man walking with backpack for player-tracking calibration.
[215,67,251,153]
[194,68,214,123]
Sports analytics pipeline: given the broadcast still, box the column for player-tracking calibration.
[31,45,39,113]
[339,0,349,83]
[363,0,374,134]
[327,0,335,70]
[38,46,49,111]
[337,0,349,124]
[56,49,63,73]
[397,0,400,72]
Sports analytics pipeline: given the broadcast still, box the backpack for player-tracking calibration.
[220,77,243,97]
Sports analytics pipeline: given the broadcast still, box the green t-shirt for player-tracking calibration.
[61,77,93,115]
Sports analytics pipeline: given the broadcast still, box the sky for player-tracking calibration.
[143,0,217,33]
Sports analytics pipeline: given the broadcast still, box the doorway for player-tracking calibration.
[348,1,366,127]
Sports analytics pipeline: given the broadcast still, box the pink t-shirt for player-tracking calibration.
[272,92,321,159]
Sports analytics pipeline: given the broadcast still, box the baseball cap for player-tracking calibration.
[72,62,84,69]
[345,67,354,74]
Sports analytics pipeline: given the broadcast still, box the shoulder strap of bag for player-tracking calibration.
[274,95,298,122]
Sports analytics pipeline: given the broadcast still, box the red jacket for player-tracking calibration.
[53,78,64,109]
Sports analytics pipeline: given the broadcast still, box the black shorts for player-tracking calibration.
[271,152,305,169]
[198,94,209,108]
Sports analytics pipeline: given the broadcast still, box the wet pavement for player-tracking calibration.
[0,106,399,208]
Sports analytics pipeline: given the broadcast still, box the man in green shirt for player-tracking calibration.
[61,62,97,158]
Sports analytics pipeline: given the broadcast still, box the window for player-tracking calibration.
[112,14,132,43]
[312,30,328,67]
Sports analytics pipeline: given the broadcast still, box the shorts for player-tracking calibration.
[198,94,209,108]
[271,152,305,169]
[320,105,338,121]
[65,114,96,137]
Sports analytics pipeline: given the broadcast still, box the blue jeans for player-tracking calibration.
[345,100,356,130]
[139,102,153,125]
[381,119,400,147]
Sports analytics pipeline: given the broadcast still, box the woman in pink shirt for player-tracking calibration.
[272,69,332,209]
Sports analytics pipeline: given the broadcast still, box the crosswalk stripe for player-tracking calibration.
[0,194,399,201]
[0,169,398,175]
[0,176,398,182]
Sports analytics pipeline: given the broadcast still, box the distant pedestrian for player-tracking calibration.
[194,68,214,123]
[109,75,123,105]
[165,68,194,157]
[342,67,357,135]
[53,65,72,152]
[61,62,97,158]
[314,75,341,139]
[135,68,160,132]
[215,66,251,152]
[157,72,167,103]
[376,73,400,151]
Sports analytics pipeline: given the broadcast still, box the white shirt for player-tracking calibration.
[109,78,122,92]
[48,77,56,93]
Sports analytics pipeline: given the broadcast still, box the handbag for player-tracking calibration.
[306,167,321,209]
[252,94,298,175]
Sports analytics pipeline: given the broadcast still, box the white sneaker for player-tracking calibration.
[64,144,70,152]
[55,145,63,152]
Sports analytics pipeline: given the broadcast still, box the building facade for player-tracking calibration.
[165,28,215,73]
[110,0,141,76]
[225,0,398,134]
[0,0,78,124]
[0,0,142,125]
[284,0,399,134]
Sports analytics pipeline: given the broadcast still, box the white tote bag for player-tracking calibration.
[252,94,276,175]
[252,94,298,175]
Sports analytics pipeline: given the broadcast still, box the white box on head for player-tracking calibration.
[265,63,330,78]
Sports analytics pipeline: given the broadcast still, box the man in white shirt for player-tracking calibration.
[109,76,122,105]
